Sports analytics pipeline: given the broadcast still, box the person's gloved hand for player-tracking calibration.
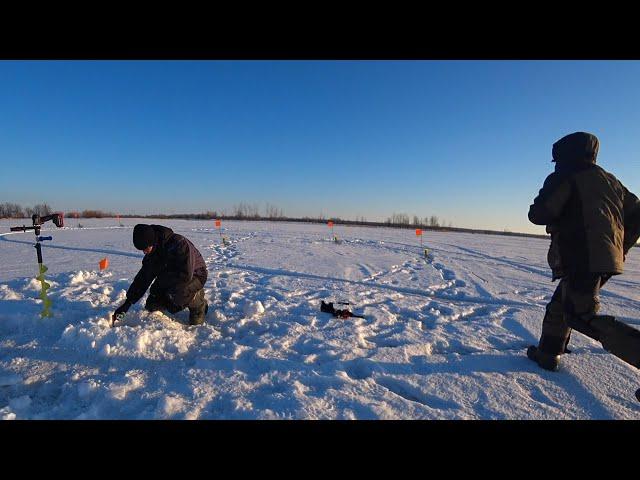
[112,299,132,325]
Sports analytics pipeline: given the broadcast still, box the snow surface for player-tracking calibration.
[1,218,640,419]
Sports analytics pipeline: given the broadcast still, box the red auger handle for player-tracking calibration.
[37,213,65,228]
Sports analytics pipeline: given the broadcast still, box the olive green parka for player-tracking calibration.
[529,132,640,280]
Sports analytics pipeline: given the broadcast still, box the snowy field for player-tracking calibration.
[1,218,640,419]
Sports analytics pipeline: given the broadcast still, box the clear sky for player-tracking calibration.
[1,60,639,234]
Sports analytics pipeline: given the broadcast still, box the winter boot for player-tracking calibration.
[526,334,565,372]
[527,346,560,372]
[188,288,207,326]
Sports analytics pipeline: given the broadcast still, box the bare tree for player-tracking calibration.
[232,202,260,219]
[81,210,114,218]
[265,202,275,219]
[32,203,52,216]
[389,212,410,225]
[1,203,25,218]
[264,203,286,220]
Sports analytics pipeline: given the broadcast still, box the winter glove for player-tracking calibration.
[112,299,132,325]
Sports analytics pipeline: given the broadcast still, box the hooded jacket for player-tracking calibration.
[126,225,207,304]
[529,132,640,279]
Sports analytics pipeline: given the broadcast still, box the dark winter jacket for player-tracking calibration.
[529,133,640,279]
[126,225,207,304]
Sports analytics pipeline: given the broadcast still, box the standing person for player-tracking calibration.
[112,224,209,325]
[527,131,640,372]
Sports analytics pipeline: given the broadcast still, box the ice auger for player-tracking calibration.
[10,213,64,317]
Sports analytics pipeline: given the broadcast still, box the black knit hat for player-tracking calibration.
[552,132,599,163]
[133,224,156,250]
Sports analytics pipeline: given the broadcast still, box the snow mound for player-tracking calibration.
[0,407,16,420]
[0,285,22,300]
[24,277,59,291]
[156,394,186,418]
[243,300,265,317]
[25,278,42,291]
[70,270,98,284]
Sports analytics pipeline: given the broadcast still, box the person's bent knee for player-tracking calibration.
[167,279,202,308]
[145,293,166,312]
[165,301,183,314]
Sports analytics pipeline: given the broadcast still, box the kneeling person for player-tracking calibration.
[113,224,208,325]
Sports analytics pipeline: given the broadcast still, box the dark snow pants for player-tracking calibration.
[145,274,204,314]
[539,273,609,355]
[539,272,640,368]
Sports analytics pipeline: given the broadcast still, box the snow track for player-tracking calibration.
[1,218,639,419]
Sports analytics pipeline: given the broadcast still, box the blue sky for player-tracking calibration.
[1,60,639,234]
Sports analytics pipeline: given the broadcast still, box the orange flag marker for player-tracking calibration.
[415,229,424,253]
[99,258,109,270]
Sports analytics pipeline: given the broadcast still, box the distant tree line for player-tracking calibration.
[0,201,521,240]
[4,200,636,245]
[125,209,549,241]
[0,203,122,219]
[386,212,453,228]
[66,210,117,218]
[126,202,286,221]
[124,208,559,242]
[0,202,53,218]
